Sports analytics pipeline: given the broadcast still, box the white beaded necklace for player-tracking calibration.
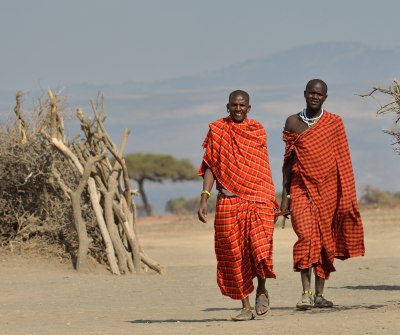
[299,108,324,128]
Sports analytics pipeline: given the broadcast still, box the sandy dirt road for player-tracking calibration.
[1,208,399,335]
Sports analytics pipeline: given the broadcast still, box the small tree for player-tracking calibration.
[125,153,199,216]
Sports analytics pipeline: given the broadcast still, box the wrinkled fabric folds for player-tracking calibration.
[214,195,275,299]
[283,111,364,279]
[199,116,278,299]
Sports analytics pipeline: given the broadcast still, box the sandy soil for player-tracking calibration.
[1,208,399,335]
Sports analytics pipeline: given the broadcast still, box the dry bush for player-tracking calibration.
[0,94,90,261]
[359,185,400,208]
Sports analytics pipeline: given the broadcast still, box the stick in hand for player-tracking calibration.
[274,210,291,229]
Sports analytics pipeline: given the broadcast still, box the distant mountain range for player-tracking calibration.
[1,41,399,214]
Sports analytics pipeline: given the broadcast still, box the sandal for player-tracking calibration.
[296,290,313,310]
[231,307,255,321]
[314,293,333,308]
[255,292,270,319]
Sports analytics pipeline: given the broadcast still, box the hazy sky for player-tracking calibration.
[1,0,399,91]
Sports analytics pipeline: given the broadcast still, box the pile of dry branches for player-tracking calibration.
[360,79,400,154]
[0,90,164,275]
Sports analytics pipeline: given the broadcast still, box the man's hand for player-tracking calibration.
[197,198,208,223]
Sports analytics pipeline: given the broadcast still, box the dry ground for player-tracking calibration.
[0,208,399,335]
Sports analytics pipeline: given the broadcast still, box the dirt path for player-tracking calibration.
[1,209,399,335]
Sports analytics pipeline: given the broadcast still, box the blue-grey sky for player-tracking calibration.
[1,0,399,90]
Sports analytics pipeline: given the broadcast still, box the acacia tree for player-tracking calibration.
[125,153,199,216]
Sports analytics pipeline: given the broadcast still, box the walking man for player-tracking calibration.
[280,79,365,309]
[198,90,278,320]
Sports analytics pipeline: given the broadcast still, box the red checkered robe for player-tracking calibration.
[199,116,278,300]
[283,111,365,279]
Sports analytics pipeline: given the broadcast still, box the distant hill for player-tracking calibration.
[1,41,399,213]
[148,41,400,90]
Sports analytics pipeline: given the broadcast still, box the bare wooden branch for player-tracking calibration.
[359,80,400,154]
[87,177,120,275]
[113,200,141,272]
[139,248,166,275]
[70,154,102,272]
[13,91,28,143]
[356,88,378,97]
[51,166,71,200]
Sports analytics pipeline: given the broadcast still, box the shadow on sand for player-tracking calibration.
[128,318,229,324]
[128,303,392,323]
[339,285,400,291]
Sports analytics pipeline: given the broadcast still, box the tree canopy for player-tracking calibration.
[125,153,199,215]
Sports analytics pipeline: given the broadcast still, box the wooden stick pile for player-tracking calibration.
[42,89,164,274]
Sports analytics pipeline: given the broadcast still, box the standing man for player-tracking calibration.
[198,90,279,321]
[280,79,365,310]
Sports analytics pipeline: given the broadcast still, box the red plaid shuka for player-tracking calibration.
[283,111,365,279]
[199,116,278,299]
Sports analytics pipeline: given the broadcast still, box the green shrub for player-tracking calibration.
[166,195,217,215]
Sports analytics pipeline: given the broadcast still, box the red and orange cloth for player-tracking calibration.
[199,116,278,299]
[283,111,365,279]
[199,116,278,206]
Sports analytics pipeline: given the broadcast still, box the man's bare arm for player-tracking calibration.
[198,167,215,223]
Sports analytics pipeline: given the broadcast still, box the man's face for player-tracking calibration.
[227,94,251,123]
[304,82,327,111]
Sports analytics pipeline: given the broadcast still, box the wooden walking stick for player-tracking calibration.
[274,210,291,229]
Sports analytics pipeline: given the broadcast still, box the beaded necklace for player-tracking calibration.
[299,108,324,128]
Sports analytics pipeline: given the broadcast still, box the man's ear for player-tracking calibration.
[248,105,251,113]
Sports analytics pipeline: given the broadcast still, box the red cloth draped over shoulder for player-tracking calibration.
[283,111,364,274]
[199,116,278,208]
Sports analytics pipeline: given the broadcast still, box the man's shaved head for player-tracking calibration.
[305,79,328,95]
[229,90,250,103]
